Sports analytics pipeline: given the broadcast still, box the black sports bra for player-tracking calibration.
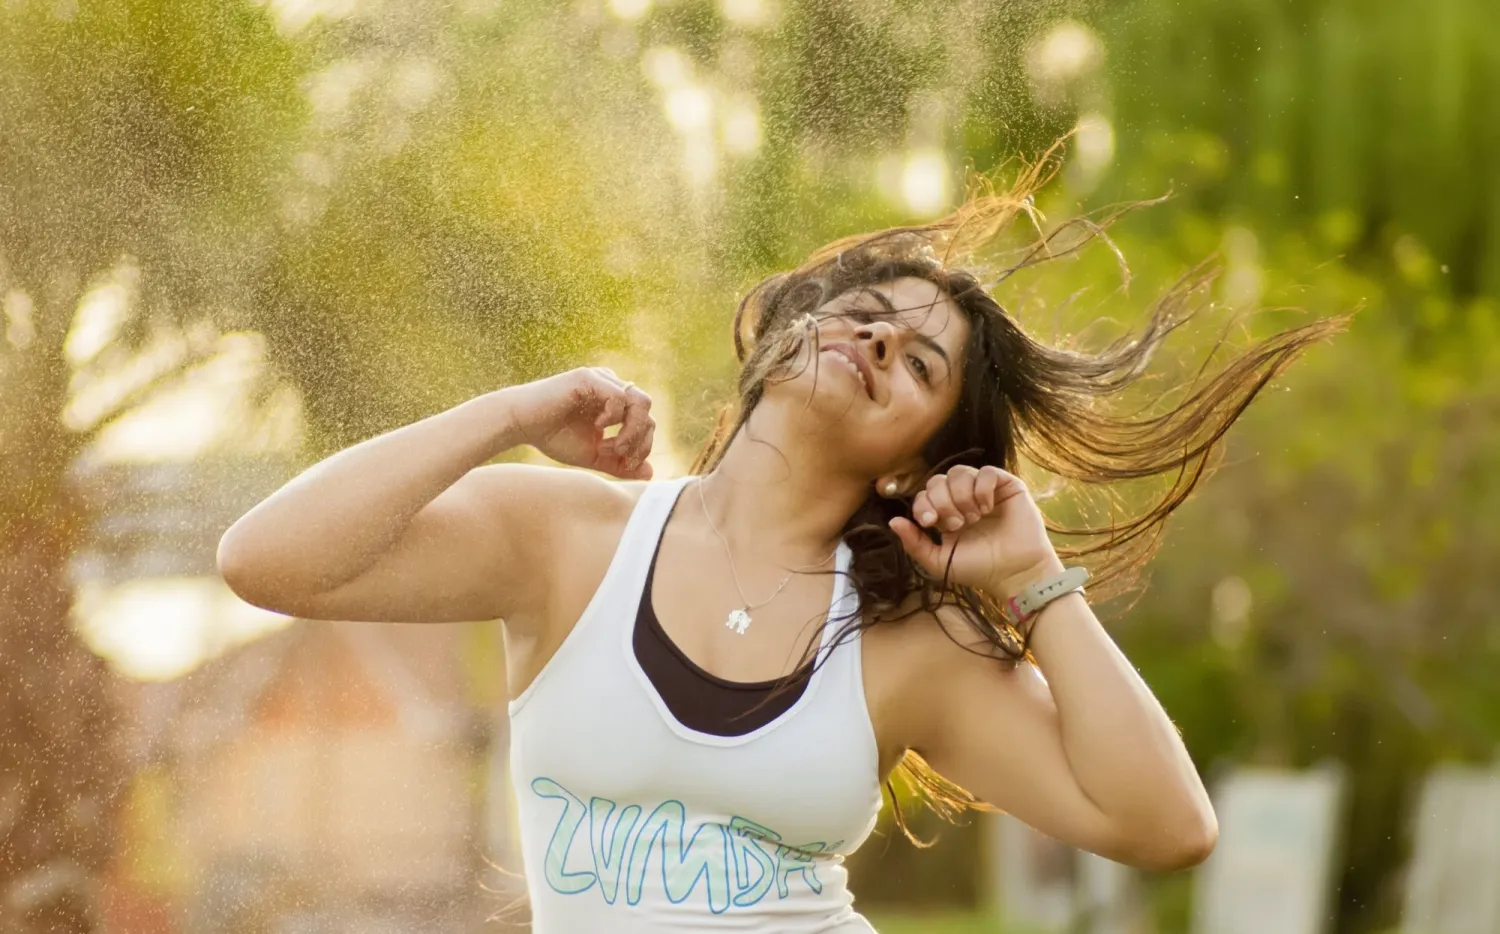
[632,506,813,737]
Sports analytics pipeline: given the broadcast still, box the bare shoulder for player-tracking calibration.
[864,597,1026,757]
[910,602,1028,688]
[465,462,648,603]
[868,597,1012,670]
[470,461,652,619]
[484,465,651,700]
[465,461,644,530]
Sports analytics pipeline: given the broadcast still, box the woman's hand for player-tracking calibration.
[888,465,1062,598]
[501,367,655,479]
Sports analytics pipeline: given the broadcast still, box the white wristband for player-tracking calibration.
[1000,566,1090,626]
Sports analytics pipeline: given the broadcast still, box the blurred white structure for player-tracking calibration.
[1191,765,1346,934]
[69,458,298,680]
[983,813,1147,934]
[1077,847,1146,934]
[1401,764,1500,934]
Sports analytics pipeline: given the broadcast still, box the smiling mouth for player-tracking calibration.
[822,346,874,399]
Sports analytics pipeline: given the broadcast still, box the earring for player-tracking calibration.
[882,480,900,496]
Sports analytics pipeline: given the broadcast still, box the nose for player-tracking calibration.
[853,320,899,368]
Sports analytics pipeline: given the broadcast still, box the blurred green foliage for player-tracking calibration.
[2,0,1497,932]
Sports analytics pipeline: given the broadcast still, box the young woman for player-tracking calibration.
[218,162,1341,932]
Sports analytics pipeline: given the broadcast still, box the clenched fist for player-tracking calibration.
[502,367,656,479]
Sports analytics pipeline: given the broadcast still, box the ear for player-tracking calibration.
[875,463,925,499]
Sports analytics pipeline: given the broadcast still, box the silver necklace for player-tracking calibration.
[696,477,838,635]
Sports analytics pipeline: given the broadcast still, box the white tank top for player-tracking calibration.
[508,476,884,932]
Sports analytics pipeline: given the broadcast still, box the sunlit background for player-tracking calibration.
[3,0,1499,931]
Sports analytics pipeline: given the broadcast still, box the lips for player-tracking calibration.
[822,343,875,400]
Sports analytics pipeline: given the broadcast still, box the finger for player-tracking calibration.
[586,368,629,406]
[618,446,654,479]
[613,387,654,464]
[594,445,652,480]
[912,491,938,528]
[889,516,943,574]
[976,466,1003,514]
[992,468,1029,504]
[593,449,626,477]
[592,381,627,430]
[924,476,965,532]
[613,420,655,471]
[633,421,657,463]
[945,466,981,524]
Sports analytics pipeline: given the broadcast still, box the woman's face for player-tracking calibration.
[775,275,970,476]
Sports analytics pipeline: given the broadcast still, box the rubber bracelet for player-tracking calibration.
[1000,566,1090,627]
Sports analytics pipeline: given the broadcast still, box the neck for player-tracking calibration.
[695,400,872,569]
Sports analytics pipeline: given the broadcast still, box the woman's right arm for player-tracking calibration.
[215,368,655,626]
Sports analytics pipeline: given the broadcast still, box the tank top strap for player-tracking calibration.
[815,539,862,671]
[630,475,696,541]
[589,475,695,630]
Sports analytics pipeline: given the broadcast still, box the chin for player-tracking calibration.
[785,367,871,423]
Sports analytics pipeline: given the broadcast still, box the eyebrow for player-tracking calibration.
[860,288,952,370]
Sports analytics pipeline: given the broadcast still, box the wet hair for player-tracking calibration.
[689,142,1349,847]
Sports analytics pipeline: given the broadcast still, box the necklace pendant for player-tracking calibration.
[726,608,752,635]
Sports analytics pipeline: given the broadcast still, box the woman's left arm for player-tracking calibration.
[888,466,1218,872]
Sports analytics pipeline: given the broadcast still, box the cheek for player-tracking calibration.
[891,390,961,459]
[891,379,954,433]
[854,398,934,454]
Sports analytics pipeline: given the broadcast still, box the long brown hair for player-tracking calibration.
[690,141,1350,845]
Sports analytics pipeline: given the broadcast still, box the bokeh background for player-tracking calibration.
[3,0,1498,932]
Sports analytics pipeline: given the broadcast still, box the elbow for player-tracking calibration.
[216,527,244,581]
[1135,810,1218,872]
[217,527,337,619]
[216,519,258,578]
[1162,821,1218,872]
[216,528,280,610]
[216,531,258,602]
